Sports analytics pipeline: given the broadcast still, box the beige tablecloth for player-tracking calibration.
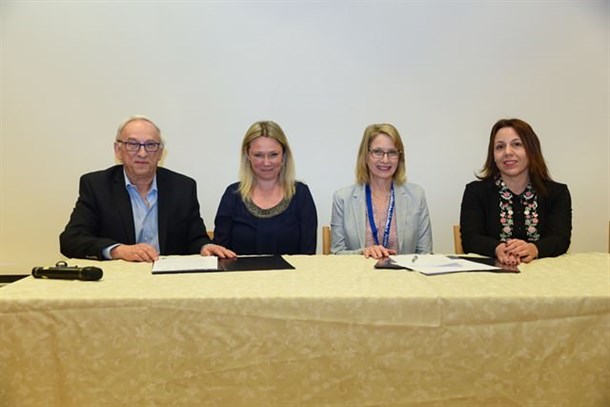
[1,253,609,406]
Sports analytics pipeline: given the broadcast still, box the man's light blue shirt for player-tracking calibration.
[102,171,160,259]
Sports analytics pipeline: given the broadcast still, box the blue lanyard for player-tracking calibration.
[365,183,395,247]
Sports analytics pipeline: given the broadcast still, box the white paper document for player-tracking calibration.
[152,256,218,274]
[389,254,500,275]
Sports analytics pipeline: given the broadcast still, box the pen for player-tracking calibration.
[411,255,418,263]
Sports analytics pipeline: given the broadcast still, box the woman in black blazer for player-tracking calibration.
[459,118,572,265]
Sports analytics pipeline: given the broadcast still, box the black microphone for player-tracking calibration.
[32,262,103,281]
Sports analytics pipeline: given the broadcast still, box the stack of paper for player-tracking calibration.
[389,254,501,275]
[152,256,218,274]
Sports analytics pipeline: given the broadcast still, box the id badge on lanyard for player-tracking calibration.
[365,183,395,247]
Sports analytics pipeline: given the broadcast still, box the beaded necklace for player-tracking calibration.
[496,177,540,242]
[244,197,291,219]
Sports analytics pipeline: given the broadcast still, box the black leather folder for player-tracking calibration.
[219,255,295,271]
[152,255,294,274]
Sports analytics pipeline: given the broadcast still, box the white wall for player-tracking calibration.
[1,1,608,274]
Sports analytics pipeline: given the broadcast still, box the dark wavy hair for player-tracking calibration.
[478,118,552,196]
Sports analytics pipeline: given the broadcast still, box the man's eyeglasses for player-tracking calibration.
[369,149,400,160]
[116,140,163,153]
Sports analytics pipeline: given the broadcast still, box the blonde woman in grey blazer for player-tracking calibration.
[330,124,433,258]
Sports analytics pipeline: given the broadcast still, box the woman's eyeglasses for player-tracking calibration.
[369,149,400,160]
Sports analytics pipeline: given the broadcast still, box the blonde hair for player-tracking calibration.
[355,123,406,185]
[238,121,296,200]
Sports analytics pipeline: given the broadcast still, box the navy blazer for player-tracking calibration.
[59,165,212,260]
[213,181,318,255]
[330,183,433,255]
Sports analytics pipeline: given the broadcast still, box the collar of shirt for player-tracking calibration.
[123,171,158,202]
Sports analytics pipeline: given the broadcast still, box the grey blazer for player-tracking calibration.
[330,183,433,255]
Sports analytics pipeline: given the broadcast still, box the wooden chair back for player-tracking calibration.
[453,224,464,254]
[322,226,331,255]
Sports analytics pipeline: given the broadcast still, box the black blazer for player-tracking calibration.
[459,178,572,258]
[60,165,212,260]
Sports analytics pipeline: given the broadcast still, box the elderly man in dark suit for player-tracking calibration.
[60,115,235,262]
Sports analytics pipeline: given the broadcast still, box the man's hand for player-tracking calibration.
[201,244,237,259]
[110,243,159,262]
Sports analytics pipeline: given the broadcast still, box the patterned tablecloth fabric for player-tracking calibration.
[1,253,609,406]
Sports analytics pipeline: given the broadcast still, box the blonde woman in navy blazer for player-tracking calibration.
[331,124,432,259]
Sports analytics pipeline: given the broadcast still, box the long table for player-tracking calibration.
[1,253,609,406]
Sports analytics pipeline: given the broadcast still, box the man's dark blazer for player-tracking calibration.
[60,165,212,260]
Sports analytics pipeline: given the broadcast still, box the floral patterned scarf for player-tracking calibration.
[496,176,540,242]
